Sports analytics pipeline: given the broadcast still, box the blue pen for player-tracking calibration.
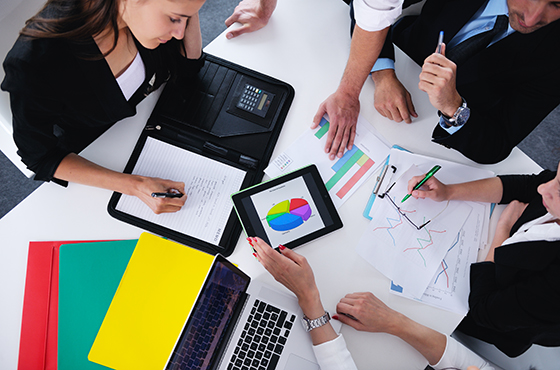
[436,31,444,54]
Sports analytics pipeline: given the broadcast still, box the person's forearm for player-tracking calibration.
[446,177,503,203]
[54,153,142,195]
[183,13,202,59]
[337,25,389,100]
[388,313,446,365]
[259,0,277,18]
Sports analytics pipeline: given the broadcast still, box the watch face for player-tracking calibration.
[455,106,470,126]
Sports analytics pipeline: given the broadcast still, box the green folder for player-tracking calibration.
[58,240,137,370]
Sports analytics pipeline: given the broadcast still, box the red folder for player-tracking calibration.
[18,241,106,370]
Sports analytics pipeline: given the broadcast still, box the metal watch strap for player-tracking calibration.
[439,97,469,128]
[302,311,331,332]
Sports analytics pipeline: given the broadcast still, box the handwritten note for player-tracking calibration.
[116,137,246,245]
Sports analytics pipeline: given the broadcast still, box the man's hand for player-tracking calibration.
[371,69,417,123]
[418,44,462,117]
[225,0,277,39]
[312,90,359,160]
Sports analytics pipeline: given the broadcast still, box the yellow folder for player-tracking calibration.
[88,232,214,370]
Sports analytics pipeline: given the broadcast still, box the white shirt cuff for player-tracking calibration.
[353,0,403,32]
[312,334,358,370]
[433,336,494,370]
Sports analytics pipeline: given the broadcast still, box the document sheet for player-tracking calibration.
[116,137,246,245]
[265,115,390,208]
[357,166,473,299]
[390,201,489,315]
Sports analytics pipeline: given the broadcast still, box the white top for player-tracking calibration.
[313,335,358,370]
[502,213,560,246]
[313,334,494,370]
[433,336,494,370]
[116,52,145,101]
[353,0,403,32]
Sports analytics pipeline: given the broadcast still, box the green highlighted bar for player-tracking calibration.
[315,121,330,139]
[325,149,364,191]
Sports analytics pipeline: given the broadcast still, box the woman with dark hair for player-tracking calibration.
[2,0,206,214]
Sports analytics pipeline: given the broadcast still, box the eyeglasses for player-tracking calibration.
[380,182,449,230]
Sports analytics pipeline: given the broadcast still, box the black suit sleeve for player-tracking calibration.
[469,246,560,332]
[498,170,555,204]
[431,63,560,164]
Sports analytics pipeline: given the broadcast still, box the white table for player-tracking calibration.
[0,0,542,369]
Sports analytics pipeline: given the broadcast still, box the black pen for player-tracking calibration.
[151,191,184,198]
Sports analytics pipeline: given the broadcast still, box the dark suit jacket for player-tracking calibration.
[1,34,203,183]
[457,170,560,357]
[379,0,560,164]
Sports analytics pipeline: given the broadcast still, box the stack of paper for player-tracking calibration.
[357,148,494,315]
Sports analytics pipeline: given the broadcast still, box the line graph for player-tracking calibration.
[434,231,460,288]
[372,197,416,245]
[403,224,447,267]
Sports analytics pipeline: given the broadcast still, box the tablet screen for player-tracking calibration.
[232,165,342,249]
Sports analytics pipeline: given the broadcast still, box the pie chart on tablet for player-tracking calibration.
[266,198,312,232]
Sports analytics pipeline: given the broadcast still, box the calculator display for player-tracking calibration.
[236,84,274,118]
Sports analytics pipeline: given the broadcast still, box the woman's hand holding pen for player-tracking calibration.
[132,175,186,214]
[406,175,449,202]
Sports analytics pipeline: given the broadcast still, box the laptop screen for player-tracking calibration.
[165,255,250,370]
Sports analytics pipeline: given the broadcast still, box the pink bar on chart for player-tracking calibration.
[336,157,374,199]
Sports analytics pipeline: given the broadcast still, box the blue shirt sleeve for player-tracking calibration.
[370,58,395,73]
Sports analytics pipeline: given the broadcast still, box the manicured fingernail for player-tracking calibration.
[252,252,258,259]
[246,237,254,246]
[332,315,339,320]
[252,237,258,243]
[279,244,286,250]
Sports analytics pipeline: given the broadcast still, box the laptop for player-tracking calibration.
[163,254,326,370]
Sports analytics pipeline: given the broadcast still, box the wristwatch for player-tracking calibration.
[301,311,331,332]
[439,97,470,128]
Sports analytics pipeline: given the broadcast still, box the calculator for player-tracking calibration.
[236,84,275,118]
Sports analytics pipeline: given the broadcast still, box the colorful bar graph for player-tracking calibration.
[315,118,330,139]
[325,149,364,191]
[313,117,376,201]
[336,157,374,198]
[331,145,360,172]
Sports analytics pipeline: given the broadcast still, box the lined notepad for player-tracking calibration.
[116,137,246,245]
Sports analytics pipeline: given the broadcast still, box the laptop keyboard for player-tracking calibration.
[227,299,296,370]
[168,282,235,369]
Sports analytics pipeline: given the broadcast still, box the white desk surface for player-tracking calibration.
[0,0,542,369]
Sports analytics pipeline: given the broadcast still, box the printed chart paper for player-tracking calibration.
[356,166,473,298]
[116,137,246,245]
[265,115,390,208]
[390,202,488,315]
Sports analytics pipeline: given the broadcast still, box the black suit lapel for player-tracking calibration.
[71,38,136,122]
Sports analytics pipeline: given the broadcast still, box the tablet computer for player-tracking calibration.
[231,165,343,249]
